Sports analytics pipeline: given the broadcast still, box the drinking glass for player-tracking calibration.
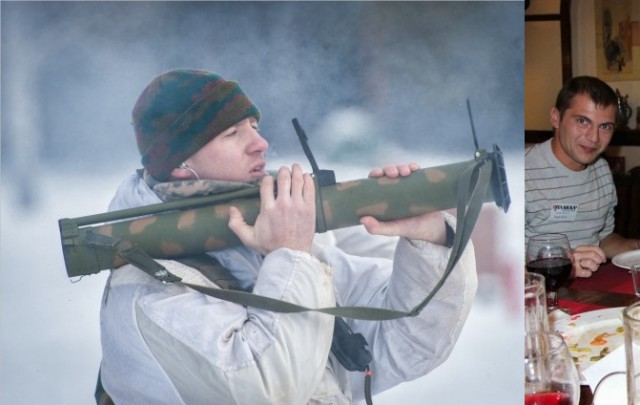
[526,234,573,312]
[630,264,640,298]
[525,332,581,405]
[525,272,549,334]
[625,301,640,404]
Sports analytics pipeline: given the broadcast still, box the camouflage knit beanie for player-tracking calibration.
[133,69,260,181]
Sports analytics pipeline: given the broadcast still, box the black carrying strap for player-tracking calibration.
[176,254,245,291]
[110,156,492,321]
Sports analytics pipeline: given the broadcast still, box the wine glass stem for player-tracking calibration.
[547,291,558,312]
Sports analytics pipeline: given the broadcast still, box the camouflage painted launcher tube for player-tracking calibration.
[59,146,509,278]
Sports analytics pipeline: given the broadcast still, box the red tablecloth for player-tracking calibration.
[558,300,606,314]
[557,262,633,314]
[569,263,633,294]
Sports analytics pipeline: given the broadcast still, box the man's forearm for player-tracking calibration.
[601,233,640,258]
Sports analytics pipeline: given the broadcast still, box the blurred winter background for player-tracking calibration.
[1,2,524,404]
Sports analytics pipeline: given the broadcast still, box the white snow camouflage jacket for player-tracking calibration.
[99,172,477,404]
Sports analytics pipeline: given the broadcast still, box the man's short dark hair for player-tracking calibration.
[554,76,618,118]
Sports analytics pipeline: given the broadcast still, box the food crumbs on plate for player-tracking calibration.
[568,344,591,353]
[590,332,613,346]
[568,344,592,364]
[590,347,610,362]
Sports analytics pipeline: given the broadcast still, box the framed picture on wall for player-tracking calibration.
[595,0,640,81]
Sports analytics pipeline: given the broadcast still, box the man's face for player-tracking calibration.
[185,117,269,182]
[550,93,616,171]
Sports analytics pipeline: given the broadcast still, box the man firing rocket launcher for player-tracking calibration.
[59,69,509,405]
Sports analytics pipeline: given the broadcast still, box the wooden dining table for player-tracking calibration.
[556,261,637,405]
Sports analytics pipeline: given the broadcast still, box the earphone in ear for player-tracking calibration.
[178,163,200,180]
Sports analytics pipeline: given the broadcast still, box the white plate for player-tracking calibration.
[612,249,640,270]
[552,307,625,382]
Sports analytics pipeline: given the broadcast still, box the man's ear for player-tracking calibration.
[169,166,192,180]
[550,107,561,129]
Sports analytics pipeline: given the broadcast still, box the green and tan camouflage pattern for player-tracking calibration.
[59,147,509,278]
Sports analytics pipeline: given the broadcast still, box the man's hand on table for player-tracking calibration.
[572,245,606,278]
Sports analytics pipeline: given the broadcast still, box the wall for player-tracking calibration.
[572,0,640,170]
[526,0,640,170]
[525,22,563,129]
[525,0,563,130]
[572,0,640,116]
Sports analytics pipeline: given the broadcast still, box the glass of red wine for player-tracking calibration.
[525,332,580,405]
[526,233,572,312]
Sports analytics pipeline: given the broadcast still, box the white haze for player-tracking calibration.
[1,2,524,404]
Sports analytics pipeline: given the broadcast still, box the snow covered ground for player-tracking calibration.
[0,152,523,404]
